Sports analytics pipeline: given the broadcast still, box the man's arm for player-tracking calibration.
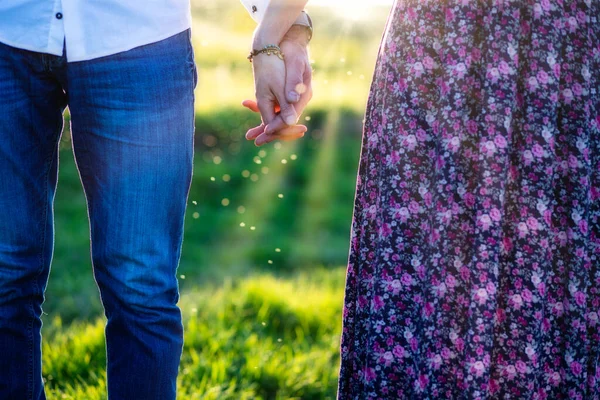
[240,0,270,23]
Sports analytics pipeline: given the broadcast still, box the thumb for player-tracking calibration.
[274,92,299,126]
[285,58,306,104]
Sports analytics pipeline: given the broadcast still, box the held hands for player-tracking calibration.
[244,25,313,146]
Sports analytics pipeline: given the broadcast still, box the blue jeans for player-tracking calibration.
[0,29,197,399]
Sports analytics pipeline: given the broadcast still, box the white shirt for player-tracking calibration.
[0,0,269,62]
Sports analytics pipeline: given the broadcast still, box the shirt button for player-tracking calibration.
[55,12,63,19]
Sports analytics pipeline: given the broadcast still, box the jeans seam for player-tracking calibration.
[28,125,61,400]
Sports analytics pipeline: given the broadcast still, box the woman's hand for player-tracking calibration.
[244,25,313,146]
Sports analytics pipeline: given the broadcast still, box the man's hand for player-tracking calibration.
[244,25,313,146]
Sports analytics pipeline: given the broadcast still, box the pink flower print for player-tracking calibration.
[410,337,418,352]
[505,365,517,380]
[522,288,533,303]
[445,274,457,289]
[537,70,549,85]
[494,135,508,149]
[517,222,529,237]
[528,76,539,91]
[390,279,402,294]
[408,200,420,214]
[553,62,561,78]
[570,361,583,376]
[541,0,551,11]
[448,136,461,152]
[563,88,574,103]
[431,354,442,370]
[488,67,501,83]
[423,301,434,317]
[510,294,523,309]
[393,345,405,359]
[467,120,478,134]
[532,143,544,158]
[498,61,510,75]
[416,374,429,392]
[516,360,527,374]
[412,62,424,77]
[423,56,435,70]
[441,347,451,359]
[567,16,578,32]
[578,219,588,234]
[475,288,489,304]
[404,134,418,150]
[553,301,564,317]
[455,337,465,352]
[363,366,376,382]
[568,154,579,169]
[380,223,392,237]
[383,351,394,366]
[543,209,552,226]
[531,273,542,287]
[473,361,486,377]
[482,140,497,157]
[401,273,413,287]
[574,291,586,307]
[533,3,542,18]
[549,371,561,386]
[455,62,467,78]
[525,345,536,358]
[572,83,583,96]
[372,295,385,311]
[489,207,502,222]
[486,281,496,295]
[526,217,539,230]
[479,214,492,231]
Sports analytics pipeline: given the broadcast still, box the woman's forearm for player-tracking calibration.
[252,0,309,48]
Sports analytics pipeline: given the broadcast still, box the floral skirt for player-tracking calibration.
[337,1,600,399]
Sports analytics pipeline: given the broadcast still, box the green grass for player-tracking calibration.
[42,268,346,399]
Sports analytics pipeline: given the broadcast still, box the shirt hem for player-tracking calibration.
[0,35,63,56]
[0,21,191,62]
[66,23,191,62]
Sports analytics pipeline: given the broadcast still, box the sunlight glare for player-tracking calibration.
[310,0,393,19]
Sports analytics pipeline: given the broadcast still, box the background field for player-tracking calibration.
[44,1,392,398]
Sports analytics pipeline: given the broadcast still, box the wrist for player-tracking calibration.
[252,11,312,49]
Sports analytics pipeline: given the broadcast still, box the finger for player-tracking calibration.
[256,132,305,146]
[266,65,313,136]
[257,124,306,144]
[257,96,277,126]
[246,123,266,140]
[242,99,260,113]
[255,127,306,146]
[284,56,306,104]
[264,114,289,136]
[273,90,298,127]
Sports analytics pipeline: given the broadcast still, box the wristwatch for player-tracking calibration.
[293,11,313,43]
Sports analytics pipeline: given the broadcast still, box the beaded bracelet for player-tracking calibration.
[247,44,285,62]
